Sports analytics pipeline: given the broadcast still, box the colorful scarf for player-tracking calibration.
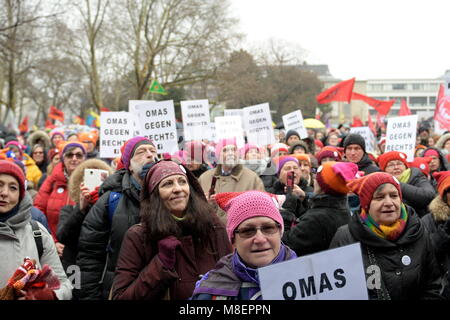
[398,168,411,184]
[360,204,408,241]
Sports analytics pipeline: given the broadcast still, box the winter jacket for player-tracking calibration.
[355,153,380,175]
[423,147,450,190]
[23,153,42,188]
[34,162,75,242]
[260,159,278,191]
[422,196,450,298]
[435,133,450,152]
[111,217,232,300]
[267,178,312,219]
[0,194,72,300]
[190,163,210,178]
[76,169,141,300]
[282,194,351,256]
[31,206,50,233]
[400,167,436,217]
[330,206,443,300]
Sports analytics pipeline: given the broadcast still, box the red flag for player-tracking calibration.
[316,78,355,104]
[19,116,29,133]
[48,106,64,122]
[398,99,412,116]
[351,92,395,116]
[434,84,450,130]
[100,107,110,112]
[351,116,364,127]
[367,111,376,135]
[74,116,86,125]
[45,119,56,129]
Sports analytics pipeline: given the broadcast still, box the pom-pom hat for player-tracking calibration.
[316,161,358,195]
[433,171,450,199]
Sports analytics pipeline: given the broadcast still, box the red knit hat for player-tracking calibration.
[316,146,342,164]
[377,151,409,171]
[314,139,324,149]
[215,190,284,242]
[47,148,60,161]
[408,157,432,177]
[433,171,450,199]
[145,160,187,195]
[347,172,402,211]
[316,161,358,195]
[0,160,26,201]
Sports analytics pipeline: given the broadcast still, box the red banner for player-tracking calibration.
[351,116,364,127]
[351,92,395,116]
[316,78,355,104]
[48,106,64,123]
[434,84,450,130]
[367,111,376,135]
[19,116,29,133]
[398,99,412,116]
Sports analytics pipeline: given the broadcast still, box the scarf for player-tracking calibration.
[398,168,411,184]
[0,204,20,223]
[360,204,408,241]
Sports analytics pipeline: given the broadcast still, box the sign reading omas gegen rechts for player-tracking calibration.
[385,115,418,161]
[180,99,211,141]
[243,103,276,147]
[137,100,178,154]
[100,112,135,158]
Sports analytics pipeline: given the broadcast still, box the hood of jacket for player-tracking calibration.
[349,205,424,248]
[435,133,450,150]
[0,193,32,238]
[68,159,114,203]
[423,147,450,171]
[428,196,450,222]
[28,130,51,150]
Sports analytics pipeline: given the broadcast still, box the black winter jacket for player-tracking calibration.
[400,167,436,217]
[76,169,141,300]
[282,194,351,256]
[267,178,312,219]
[330,206,443,300]
[423,147,450,190]
[356,153,380,175]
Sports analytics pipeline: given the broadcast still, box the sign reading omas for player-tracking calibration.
[243,103,275,146]
[180,99,211,141]
[137,100,178,154]
[100,112,135,158]
[385,115,418,162]
[282,110,308,139]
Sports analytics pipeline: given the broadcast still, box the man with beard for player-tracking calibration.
[198,138,265,224]
[76,137,158,300]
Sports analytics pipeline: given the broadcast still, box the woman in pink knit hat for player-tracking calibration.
[191,190,297,300]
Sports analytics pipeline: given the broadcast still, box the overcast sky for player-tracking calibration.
[230,0,450,80]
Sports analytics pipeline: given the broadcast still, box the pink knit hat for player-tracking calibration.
[215,190,284,242]
[239,143,260,158]
[215,138,237,160]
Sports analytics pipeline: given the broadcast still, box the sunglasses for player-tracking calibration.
[64,152,84,160]
[234,223,281,239]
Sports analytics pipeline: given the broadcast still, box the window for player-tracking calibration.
[429,97,436,104]
[412,83,424,90]
[392,83,406,90]
[409,97,427,106]
[370,84,384,91]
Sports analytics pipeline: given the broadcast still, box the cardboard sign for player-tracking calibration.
[282,110,308,139]
[214,115,245,149]
[259,243,368,300]
[180,99,211,141]
[100,112,135,158]
[137,100,178,154]
[385,115,418,161]
[349,127,376,153]
[242,103,276,147]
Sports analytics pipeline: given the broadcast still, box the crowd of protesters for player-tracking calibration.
[1,118,450,301]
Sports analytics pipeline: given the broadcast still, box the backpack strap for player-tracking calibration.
[30,220,44,259]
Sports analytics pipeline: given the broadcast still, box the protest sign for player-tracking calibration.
[224,109,246,130]
[385,115,418,161]
[349,127,376,153]
[100,112,135,158]
[243,103,276,147]
[137,100,178,154]
[282,110,308,139]
[259,243,368,300]
[180,99,211,141]
[214,115,245,149]
[210,122,217,142]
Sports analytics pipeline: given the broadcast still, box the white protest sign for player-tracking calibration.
[214,115,245,149]
[224,109,246,130]
[259,243,368,300]
[137,100,178,154]
[210,122,217,142]
[129,100,154,113]
[100,112,135,158]
[180,99,211,141]
[349,127,376,153]
[282,110,308,139]
[243,103,276,147]
[385,115,418,161]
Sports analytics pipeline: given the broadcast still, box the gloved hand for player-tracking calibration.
[21,287,57,300]
[89,186,100,204]
[158,236,181,270]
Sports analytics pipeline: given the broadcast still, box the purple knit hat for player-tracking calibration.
[215,190,284,242]
[62,142,87,156]
[145,160,187,194]
[120,136,155,170]
[5,141,24,156]
[215,138,237,160]
[276,156,299,175]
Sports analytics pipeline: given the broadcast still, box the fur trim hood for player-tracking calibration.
[68,159,114,203]
[436,133,450,150]
[28,130,51,149]
[428,196,450,222]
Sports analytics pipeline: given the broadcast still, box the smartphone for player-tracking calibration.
[209,176,217,196]
[286,171,295,194]
[84,169,109,192]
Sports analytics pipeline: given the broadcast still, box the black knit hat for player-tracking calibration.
[285,130,301,143]
[343,133,366,153]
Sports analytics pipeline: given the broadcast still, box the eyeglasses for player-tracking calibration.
[385,161,405,169]
[33,151,44,155]
[234,223,281,239]
[64,152,84,160]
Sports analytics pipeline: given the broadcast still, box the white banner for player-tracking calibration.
[385,115,418,161]
[100,112,135,158]
[349,127,376,153]
[243,103,275,146]
[137,100,178,154]
[282,110,308,139]
[214,115,245,149]
[259,243,368,300]
[180,99,211,141]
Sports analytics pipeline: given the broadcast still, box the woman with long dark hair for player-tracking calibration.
[111,160,231,300]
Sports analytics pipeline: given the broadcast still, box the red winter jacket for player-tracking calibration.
[34,162,75,242]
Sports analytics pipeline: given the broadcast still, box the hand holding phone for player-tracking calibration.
[286,171,295,194]
[209,176,217,196]
[84,169,109,192]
